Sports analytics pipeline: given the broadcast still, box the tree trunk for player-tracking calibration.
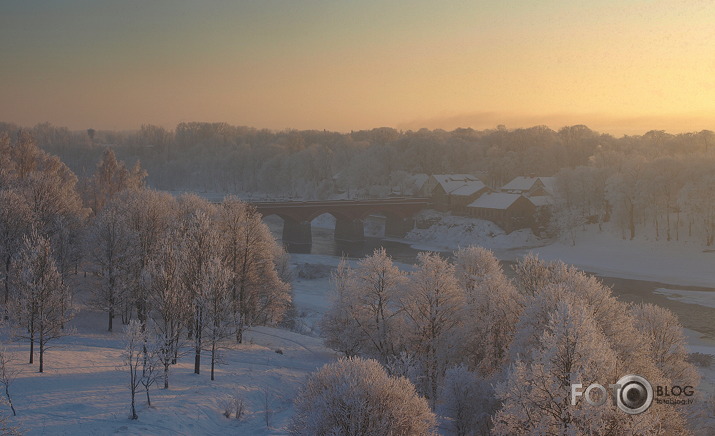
[145,385,151,407]
[29,322,34,364]
[39,335,44,373]
[236,324,244,344]
[211,342,216,381]
[3,255,10,307]
[164,365,169,389]
[628,203,636,240]
[131,389,138,419]
[3,383,15,416]
[108,308,113,332]
[194,309,202,374]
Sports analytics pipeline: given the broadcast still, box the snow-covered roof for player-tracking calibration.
[468,193,524,210]
[529,195,552,207]
[537,177,556,195]
[502,176,556,195]
[501,176,540,192]
[449,181,487,197]
[410,173,429,188]
[432,174,480,193]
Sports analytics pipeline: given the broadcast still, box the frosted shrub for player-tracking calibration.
[290,357,436,436]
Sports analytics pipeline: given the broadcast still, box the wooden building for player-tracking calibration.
[467,193,536,233]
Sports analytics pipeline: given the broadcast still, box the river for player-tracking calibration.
[265,218,715,341]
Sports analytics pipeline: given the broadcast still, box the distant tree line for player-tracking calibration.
[2,121,714,244]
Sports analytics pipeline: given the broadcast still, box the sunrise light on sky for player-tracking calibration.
[1,0,713,135]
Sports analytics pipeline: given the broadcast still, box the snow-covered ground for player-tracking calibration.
[404,211,540,253]
[403,212,715,289]
[1,269,337,436]
[6,325,333,435]
[510,229,715,289]
[655,289,715,310]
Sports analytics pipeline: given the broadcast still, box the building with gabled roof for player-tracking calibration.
[467,193,535,233]
[425,175,490,213]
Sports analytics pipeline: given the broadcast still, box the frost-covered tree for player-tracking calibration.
[86,202,136,331]
[218,197,290,343]
[0,190,34,308]
[320,258,363,357]
[176,200,220,375]
[402,252,464,406]
[348,248,406,363]
[454,246,522,376]
[11,231,73,372]
[122,320,144,420]
[494,300,613,434]
[0,348,18,417]
[119,189,176,325]
[87,147,146,214]
[511,252,554,296]
[290,357,436,436]
[322,248,407,363]
[139,332,162,407]
[501,257,694,435]
[198,257,233,381]
[631,303,699,387]
[144,235,190,389]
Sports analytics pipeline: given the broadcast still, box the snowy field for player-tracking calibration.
[4,319,334,435]
[404,211,540,253]
[404,212,715,289]
[1,268,337,436]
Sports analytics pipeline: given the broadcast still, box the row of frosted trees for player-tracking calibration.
[552,152,715,246]
[89,190,291,385]
[0,132,291,387]
[320,247,706,435]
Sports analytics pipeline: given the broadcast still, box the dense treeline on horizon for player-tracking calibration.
[2,120,714,244]
[1,120,711,191]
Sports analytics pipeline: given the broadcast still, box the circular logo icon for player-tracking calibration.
[615,374,653,415]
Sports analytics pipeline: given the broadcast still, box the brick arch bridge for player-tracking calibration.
[251,198,431,246]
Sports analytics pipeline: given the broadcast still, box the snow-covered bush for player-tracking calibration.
[219,392,247,420]
[290,357,436,436]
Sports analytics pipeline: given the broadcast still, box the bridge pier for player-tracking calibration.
[334,218,365,243]
[385,216,414,238]
[282,218,312,247]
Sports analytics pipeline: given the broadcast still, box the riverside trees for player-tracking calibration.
[321,249,702,435]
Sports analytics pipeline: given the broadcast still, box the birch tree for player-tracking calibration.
[12,231,73,372]
[144,235,189,389]
[86,203,136,331]
[402,252,464,406]
[454,246,522,376]
[218,197,290,343]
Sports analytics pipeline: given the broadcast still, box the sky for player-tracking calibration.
[0,0,713,135]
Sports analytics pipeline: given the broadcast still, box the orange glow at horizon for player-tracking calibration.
[0,0,713,136]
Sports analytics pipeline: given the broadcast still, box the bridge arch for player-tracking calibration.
[252,198,430,249]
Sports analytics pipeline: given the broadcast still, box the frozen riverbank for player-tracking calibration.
[403,214,715,289]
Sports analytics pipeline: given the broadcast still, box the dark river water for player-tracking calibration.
[266,218,715,340]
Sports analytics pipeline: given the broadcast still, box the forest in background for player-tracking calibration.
[1,121,714,245]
